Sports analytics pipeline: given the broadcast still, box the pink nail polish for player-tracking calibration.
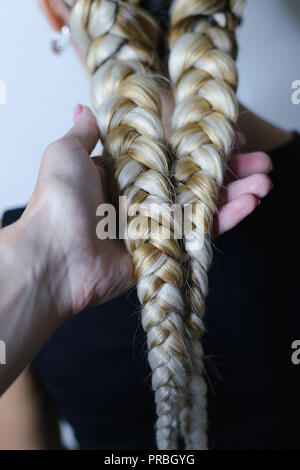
[73,104,83,123]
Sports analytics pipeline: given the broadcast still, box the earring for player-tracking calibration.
[51,25,70,55]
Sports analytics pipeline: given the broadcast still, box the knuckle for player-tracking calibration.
[43,141,58,160]
[61,135,77,147]
[44,138,65,156]
[44,136,79,159]
[44,141,57,156]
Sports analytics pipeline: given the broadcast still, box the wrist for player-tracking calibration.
[0,211,71,328]
[0,214,69,394]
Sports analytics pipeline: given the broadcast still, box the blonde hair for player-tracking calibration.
[63,0,244,450]
[168,0,245,449]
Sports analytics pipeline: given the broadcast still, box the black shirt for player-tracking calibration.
[3,134,300,450]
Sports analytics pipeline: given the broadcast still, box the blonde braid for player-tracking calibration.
[168,0,245,449]
[64,0,193,450]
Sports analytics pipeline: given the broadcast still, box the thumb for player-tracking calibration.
[67,105,100,155]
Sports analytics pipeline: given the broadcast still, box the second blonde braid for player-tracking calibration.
[168,0,245,449]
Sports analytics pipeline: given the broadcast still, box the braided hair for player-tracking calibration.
[63,0,245,449]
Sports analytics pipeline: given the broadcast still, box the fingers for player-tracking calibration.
[66,106,100,155]
[229,151,273,179]
[225,173,273,203]
[214,194,259,238]
[215,151,274,237]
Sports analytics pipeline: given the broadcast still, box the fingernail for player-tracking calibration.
[73,104,83,123]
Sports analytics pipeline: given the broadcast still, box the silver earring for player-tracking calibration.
[51,25,70,55]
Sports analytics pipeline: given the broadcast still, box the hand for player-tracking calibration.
[22,106,134,319]
[214,148,273,237]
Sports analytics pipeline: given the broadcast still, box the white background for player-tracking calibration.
[0,0,299,216]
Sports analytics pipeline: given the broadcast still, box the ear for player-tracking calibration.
[38,0,70,31]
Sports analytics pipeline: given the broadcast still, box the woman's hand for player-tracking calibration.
[22,106,134,319]
[215,148,273,237]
